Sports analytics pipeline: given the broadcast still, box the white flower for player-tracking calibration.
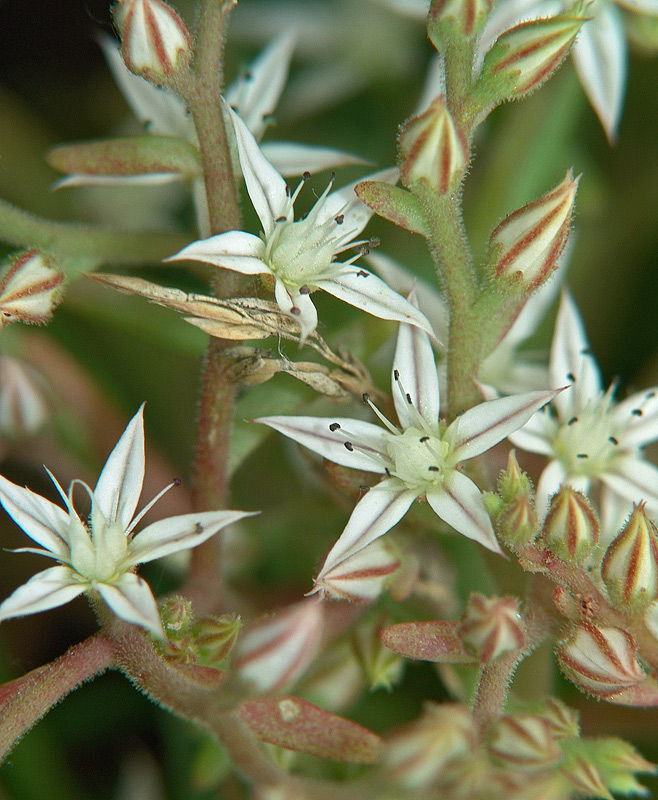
[168,109,434,344]
[476,0,658,142]
[0,406,255,637]
[509,290,658,523]
[256,308,558,584]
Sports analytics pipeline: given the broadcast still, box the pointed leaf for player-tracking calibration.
[381,620,477,663]
[355,180,429,236]
[238,696,382,763]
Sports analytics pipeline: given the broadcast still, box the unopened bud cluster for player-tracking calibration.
[159,596,241,667]
[493,451,538,544]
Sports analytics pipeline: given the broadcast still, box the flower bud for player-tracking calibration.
[234,600,324,692]
[384,703,475,789]
[602,503,658,611]
[161,594,194,634]
[542,697,579,739]
[495,450,538,544]
[0,355,51,439]
[0,249,64,327]
[541,487,599,563]
[477,6,587,104]
[488,714,561,770]
[429,0,492,41]
[398,96,468,195]
[561,757,613,800]
[458,593,525,662]
[488,171,579,292]
[557,623,645,698]
[315,539,401,603]
[113,0,192,83]
[194,613,242,667]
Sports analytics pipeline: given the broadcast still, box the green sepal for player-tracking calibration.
[355,180,430,237]
[47,135,202,178]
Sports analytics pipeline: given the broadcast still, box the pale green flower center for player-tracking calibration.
[385,427,451,488]
[267,214,343,286]
[68,515,129,584]
[553,399,619,477]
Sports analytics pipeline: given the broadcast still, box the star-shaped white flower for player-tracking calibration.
[509,290,658,523]
[256,308,559,585]
[476,0,658,142]
[0,406,255,638]
[168,109,434,344]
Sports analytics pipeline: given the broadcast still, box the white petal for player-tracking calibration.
[262,141,367,176]
[448,390,559,462]
[274,280,318,344]
[365,252,449,343]
[0,474,70,558]
[316,167,399,235]
[94,405,146,530]
[550,291,602,419]
[602,457,658,513]
[97,573,164,639]
[54,173,186,189]
[616,0,658,12]
[254,415,389,473]
[507,407,557,456]
[415,53,446,114]
[127,509,256,565]
[317,269,435,337]
[600,487,634,547]
[534,459,569,520]
[227,103,289,237]
[225,33,296,140]
[167,232,269,274]
[612,386,658,448]
[504,270,563,347]
[316,478,417,581]
[426,471,502,553]
[572,4,627,144]
[392,302,440,429]
[98,34,193,140]
[0,566,84,621]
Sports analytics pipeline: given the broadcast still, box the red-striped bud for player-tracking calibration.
[488,171,579,292]
[113,0,192,84]
[557,623,645,699]
[0,249,63,327]
[316,539,402,603]
[561,757,613,800]
[458,593,525,662]
[602,503,658,611]
[541,487,599,563]
[488,714,561,770]
[399,96,468,195]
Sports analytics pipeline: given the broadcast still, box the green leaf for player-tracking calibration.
[355,181,429,237]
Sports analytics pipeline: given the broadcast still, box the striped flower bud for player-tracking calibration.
[477,6,587,104]
[557,623,645,699]
[384,703,475,789]
[488,714,561,770]
[0,249,63,327]
[234,600,324,692]
[561,757,613,800]
[488,171,579,292]
[194,614,242,667]
[113,0,192,83]
[602,503,658,612]
[458,594,525,663]
[542,698,579,739]
[541,487,599,563]
[316,539,401,603]
[399,96,468,195]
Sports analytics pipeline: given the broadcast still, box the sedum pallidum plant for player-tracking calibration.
[2,0,658,797]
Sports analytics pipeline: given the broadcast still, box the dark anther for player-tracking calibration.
[609,436,618,445]
[335,214,344,225]
[393,369,400,381]
[303,171,311,181]
[291,306,301,316]
[369,237,380,248]
[356,270,369,278]
[359,245,370,256]
[566,372,575,382]
[173,477,182,487]
[576,453,588,459]
[406,393,413,405]
[420,436,430,443]
[568,417,578,425]
[285,185,291,197]
[330,171,336,181]
[344,441,354,451]
[195,522,204,533]
[329,422,341,431]
[385,467,392,477]
[299,285,311,295]
[362,392,370,404]
[632,408,643,416]
[428,466,440,472]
